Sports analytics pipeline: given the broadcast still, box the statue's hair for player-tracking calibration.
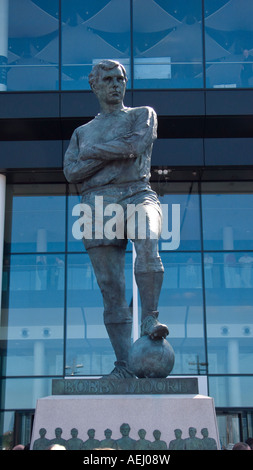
[88,60,127,89]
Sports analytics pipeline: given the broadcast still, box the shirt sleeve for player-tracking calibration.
[63,129,106,183]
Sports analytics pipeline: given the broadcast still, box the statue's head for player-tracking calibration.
[104,428,112,438]
[120,422,130,436]
[88,60,127,109]
[88,60,127,90]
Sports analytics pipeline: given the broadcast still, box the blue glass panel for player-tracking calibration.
[5,184,66,253]
[204,252,253,374]
[66,252,133,376]
[2,254,65,377]
[209,376,253,407]
[133,0,203,89]
[61,0,131,90]
[159,252,206,374]
[67,188,84,252]
[4,0,59,91]
[201,182,253,250]
[204,0,253,88]
[1,378,54,409]
[153,182,201,251]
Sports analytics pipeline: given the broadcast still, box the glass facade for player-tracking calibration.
[1,0,253,91]
[1,180,253,445]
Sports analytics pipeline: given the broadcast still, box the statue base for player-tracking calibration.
[30,378,220,450]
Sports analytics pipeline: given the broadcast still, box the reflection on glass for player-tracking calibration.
[1,378,53,409]
[61,0,131,90]
[5,184,66,253]
[5,0,59,91]
[202,182,253,251]
[204,0,253,88]
[159,252,206,374]
[0,411,15,450]
[205,252,253,374]
[133,0,203,89]
[67,187,84,252]
[209,376,253,408]
[153,182,201,251]
[66,252,133,375]
[2,255,65,377]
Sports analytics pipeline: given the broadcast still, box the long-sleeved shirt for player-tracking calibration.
[63,105,157,195]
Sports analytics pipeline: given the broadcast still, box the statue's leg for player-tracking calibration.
[87,245,135,378]
[132,204,169,340]
[134,240,169,339]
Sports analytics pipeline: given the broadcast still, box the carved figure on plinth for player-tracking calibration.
[116,423,136,450]
[67,428,83,450]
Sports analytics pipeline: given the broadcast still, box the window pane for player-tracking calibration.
[133,0,203,89]
[66,252,133,376]
[202,182,253,250]
[209,376,253,407]
[204,0,253,88]
[67,185,84,252]
[4,0,59,91]
[5,184,66,253]
[61,0,131,90]
[1,254,65,376]
[153,182,201,251]
[1,378,53,409]
[204,252,253,374]
[159,252,206,374]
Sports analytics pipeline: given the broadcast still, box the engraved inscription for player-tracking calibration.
[52,377,198,396]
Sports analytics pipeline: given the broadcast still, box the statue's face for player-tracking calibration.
[39,428,46,437]
[201,428,208,437]
[138,429,146,439]
[71,429,78,438]
[55,428,62,437]
[120,424,130,436]
[153,430,161,440]
[94,66,126,106]
[88,429,95,438]
[189,428,196,437]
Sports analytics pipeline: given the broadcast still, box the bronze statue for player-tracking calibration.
[169,428,185,450]
[50,427,67,448]
[201,427,217,450]
[150,429,167,450]
[134,428,151,450]
[67,428,84,450]
[116,423,136,450]
[64,59,168,379]
[99,428,118,449]
[32,427,51,450]
[184,427,204,450]
[81,428,100,450]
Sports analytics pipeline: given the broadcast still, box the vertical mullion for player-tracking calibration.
[130,0,134,91]
[202,0,207,89]
[58,0,62,91]
[199,180,209,382]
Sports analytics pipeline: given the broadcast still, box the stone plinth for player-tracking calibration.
[30,379,220,450]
